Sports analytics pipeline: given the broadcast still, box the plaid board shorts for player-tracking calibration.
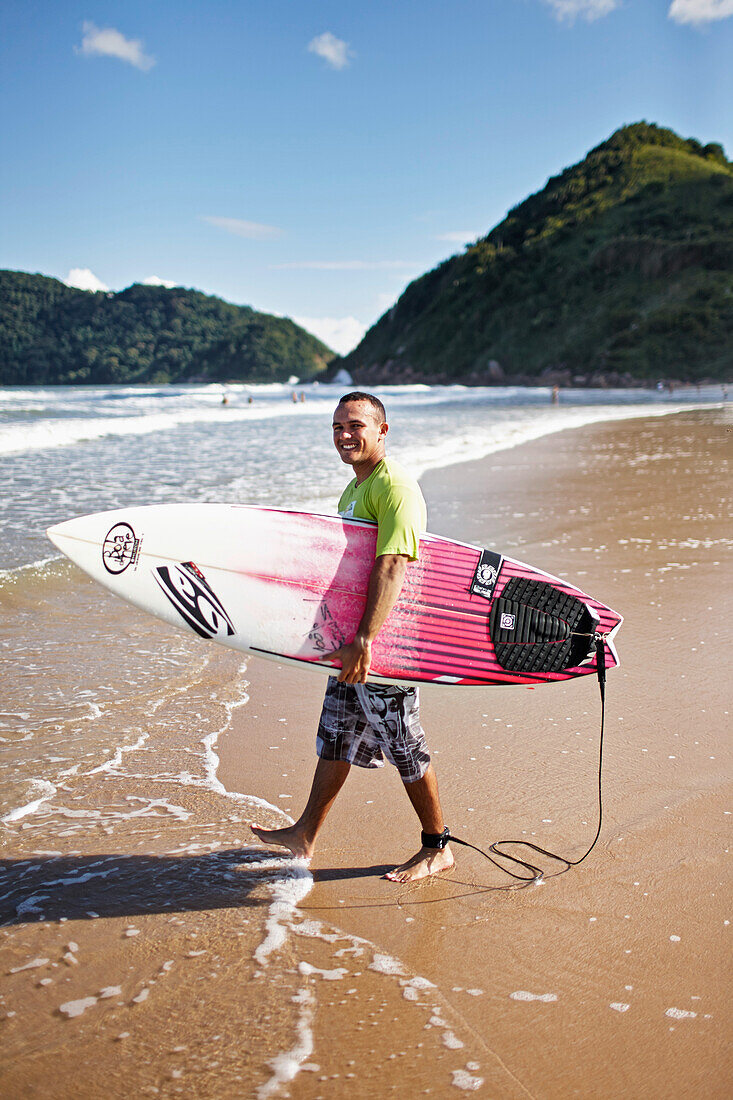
[316,677,430,784]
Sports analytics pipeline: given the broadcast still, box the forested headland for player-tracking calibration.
[339,123,733,386]
[3,123,731,389]
[0,275,334,386]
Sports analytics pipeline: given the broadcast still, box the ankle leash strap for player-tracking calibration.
[421,827,451,849]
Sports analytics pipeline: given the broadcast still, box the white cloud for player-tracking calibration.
[202,216,283,240]
[668,0,733,24]
[542,0,620,22]
[294,316,366,355]
[308,31,353,70]
[436,231,478,244]
[76,21,155,71]
[143,276,177,288]
[271,260,414,271]
[65,268,109,293]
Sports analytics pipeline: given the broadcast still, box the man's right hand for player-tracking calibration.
[320,635,373,683]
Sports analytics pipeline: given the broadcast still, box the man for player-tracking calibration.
[251,392,453,882]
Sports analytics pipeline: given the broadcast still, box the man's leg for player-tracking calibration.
[250,757,351,861]
[384,763,454,882]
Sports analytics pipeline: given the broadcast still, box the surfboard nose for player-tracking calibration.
[47,517,97,575]
[48,509,127,564]
[47,513,103,554]
[48,510,129,548]
[47,510,141,577]
[47,517,80,554]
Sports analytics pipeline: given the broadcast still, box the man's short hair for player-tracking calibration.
[337,391,387,424]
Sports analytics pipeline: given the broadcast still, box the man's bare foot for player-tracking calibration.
[384,845,454,883]
[249,823,313,861]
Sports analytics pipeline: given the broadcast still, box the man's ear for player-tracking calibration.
[380,421,389,439]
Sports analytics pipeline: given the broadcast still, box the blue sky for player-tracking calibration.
[2,1,731,353]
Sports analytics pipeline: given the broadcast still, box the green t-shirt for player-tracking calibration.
[337,457,427,560]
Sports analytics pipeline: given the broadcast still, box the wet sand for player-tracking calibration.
[3,407,731,1098]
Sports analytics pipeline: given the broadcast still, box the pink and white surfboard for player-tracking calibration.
[48,504,622,688]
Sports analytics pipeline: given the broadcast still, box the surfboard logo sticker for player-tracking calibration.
[103,522,141,575]
[500,612,516,631]
[153,562,236,640]
[470,550,503,600]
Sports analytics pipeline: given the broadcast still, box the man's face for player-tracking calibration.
[332,400,387,470]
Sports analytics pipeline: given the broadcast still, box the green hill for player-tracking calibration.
[0,273,334,385]
[341,123,733,385]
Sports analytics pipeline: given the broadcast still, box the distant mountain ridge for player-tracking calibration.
[341,123,733,385]
[0,273,334,385]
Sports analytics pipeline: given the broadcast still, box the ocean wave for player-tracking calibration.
[2,382,721,458]
[0,402,334,457]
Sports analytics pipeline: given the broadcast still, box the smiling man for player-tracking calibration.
[251,392,453,882]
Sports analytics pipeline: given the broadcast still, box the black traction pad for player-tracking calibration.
[489,577,596,674]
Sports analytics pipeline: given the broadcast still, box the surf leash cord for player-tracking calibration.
[438,635,608,887]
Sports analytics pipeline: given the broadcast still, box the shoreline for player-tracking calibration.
[326,367,732,391]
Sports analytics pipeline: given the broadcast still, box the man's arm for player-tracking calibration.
[322,553,408,683]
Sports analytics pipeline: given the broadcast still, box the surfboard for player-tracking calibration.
[47,503,622,688]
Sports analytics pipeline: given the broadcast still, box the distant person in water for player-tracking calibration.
[251,392,453,882]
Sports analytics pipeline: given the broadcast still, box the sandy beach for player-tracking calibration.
[2,406,731,1098]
